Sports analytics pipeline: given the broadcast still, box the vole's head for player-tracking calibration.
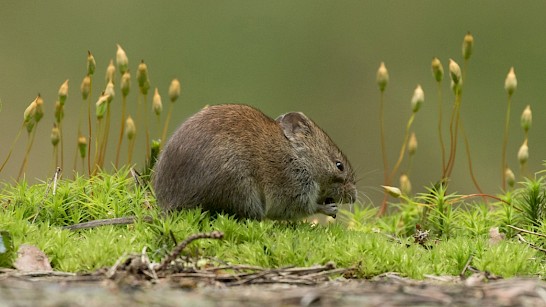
[276,112,357,206]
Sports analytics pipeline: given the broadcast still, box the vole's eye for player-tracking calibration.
[335,161,344,172]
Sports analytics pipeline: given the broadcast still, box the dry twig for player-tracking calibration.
[156,231,224,271]
[104,231,349,287]
[158,262,349,286]
[507,225,546,239]
[63,216,153,230]
[460,254,474,278]
[516,234,546,253]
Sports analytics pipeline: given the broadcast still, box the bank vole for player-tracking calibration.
[153,104,356,220]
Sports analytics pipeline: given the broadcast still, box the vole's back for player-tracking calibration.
[153,104,289,219]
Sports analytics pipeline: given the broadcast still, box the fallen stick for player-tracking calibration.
[156,231,224,271]
[63,216,153,230]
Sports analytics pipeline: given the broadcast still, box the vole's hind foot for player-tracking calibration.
[316,203,338,218]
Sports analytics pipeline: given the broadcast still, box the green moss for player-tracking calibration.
[0,168,545,279]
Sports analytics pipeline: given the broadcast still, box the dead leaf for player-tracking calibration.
[14,244,52,272]
[489,227,505,245]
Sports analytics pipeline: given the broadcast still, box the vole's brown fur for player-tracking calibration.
[153,104,356,220]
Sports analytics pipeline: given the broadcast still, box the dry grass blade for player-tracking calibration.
[507,225,546,238]
[516,234,546,253]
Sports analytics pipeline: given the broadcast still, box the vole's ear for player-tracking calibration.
[276,112,312,140]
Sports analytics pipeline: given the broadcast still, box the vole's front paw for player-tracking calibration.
[317,203,338,218]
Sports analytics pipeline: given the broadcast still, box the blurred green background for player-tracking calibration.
[1,1,545,205]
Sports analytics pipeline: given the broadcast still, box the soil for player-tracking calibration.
[1,271,546,307]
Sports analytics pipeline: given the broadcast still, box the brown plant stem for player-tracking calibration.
[461,122,483,196]
[161,101,174,148]
[388,112,416,184]
[92,118,102,175]
[87,79,93,177]
[0,123,23,173]
[115,95,127,168]
[127,135,135,165]
[501,94,512,190]
[379,110,417,216]
[99,103,112,168]
[378,91,389,216]
[444,89,462,178]
[144,93,150,161]
[436,81,446,173]
[18,127,38,180]
[379,91,388,184]
[52,144,58,173]
[60,122,64,170]
[155,114,161,141]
